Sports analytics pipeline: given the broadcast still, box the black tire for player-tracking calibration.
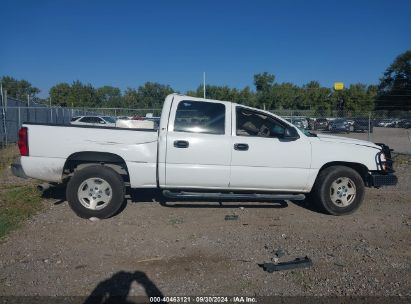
[311,166,365,215]
[66,165,125,219]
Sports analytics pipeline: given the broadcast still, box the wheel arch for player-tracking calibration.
[318,161,369,183]
[63,151,129,182]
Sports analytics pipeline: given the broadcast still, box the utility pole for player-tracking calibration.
[0,87,7,146]
[203,72,206,99]
[49,97,53,123]
[27,94,30,122]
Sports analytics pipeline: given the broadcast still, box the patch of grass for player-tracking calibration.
[168,216,184,226]
[393,154,411,166]
[0,185,43,239]
[0,145,19,173]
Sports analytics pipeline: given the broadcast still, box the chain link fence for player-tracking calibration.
[1,99,410,154]
[0,105,160,145]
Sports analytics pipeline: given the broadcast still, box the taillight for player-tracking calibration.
[18,127,29,156]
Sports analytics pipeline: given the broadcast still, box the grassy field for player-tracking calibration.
[0,145,44,239]
[0,145,19,172]
[0,185,43,239]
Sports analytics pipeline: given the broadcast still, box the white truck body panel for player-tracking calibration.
[19,94,383,193]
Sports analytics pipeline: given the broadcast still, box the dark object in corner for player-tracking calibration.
[225,215,239,220]
[259,256,312,272]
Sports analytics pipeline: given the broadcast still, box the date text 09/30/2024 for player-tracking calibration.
[149,296,257,303]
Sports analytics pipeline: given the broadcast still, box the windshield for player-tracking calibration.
[102,116,116,123]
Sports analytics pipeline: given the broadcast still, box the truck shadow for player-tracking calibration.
[289,199,320,213]
[41,184,66,205]
[83,270,164,304]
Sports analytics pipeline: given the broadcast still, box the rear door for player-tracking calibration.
[165,98,232,189]
[230,106,311,192]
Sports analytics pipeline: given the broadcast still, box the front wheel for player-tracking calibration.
[66,165,125,219]
[311,166,365,215]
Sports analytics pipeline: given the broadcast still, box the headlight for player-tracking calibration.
[380,153,387,171]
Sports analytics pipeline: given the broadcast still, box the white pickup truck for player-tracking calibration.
[12,94,397,218]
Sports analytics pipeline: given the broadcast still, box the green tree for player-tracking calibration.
[188,84,239,101]
[49,83,71,106]
[49,81,98,107]
[236,86,256,106]
[271,82,302,109]
[339,83,375,115]
[69,81,98,107]
[253,72,276,109]
[123,88,139,108]
[254,72,275,92]
[96,86,122,107]
[0,76,40,100]
[136,82,174,108]
[302,81,332,115]
[376,50,411,110]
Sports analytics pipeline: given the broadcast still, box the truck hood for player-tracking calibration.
[315,134,381,149]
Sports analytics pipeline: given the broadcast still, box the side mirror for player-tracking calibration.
[100,120,106,124]
[283,126,300,141]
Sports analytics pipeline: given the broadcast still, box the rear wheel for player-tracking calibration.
[311,166,365,215]
[66,165,125,219]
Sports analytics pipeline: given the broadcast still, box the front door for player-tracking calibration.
[165,99,232,189]
[230,106,311,192]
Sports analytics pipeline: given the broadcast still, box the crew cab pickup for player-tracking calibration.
[12,94,398,218]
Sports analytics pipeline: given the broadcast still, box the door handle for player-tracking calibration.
[174,140,189,148]
[234,143,249,151]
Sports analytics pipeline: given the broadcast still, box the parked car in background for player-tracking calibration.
[70,116,116,127]
[381,119,401,128]
[116,116,130,120]
[291,118,309,130]
[306,117,315,130]
[314,118,329,130]
[376,119,394,128]
[389,119,402,128]
[346,119,355,132]
[352,118,373,133]
[397,118,411,129]
[328,118,350,133]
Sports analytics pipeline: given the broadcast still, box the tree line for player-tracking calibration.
[1,50,410,114]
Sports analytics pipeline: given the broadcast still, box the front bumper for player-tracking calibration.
[11,158,28,179]
[368,172,398,187]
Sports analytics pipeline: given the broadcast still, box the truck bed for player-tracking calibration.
[21,123,159,187]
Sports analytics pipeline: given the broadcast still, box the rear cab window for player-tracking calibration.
[173,101,226,135]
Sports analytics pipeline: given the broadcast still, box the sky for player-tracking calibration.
[1,0,410,97]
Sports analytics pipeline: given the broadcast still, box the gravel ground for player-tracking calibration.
[0,161,410,299]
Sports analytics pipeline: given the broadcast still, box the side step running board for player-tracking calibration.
[162,190,305,201]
